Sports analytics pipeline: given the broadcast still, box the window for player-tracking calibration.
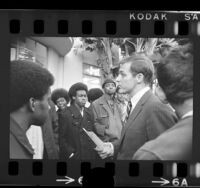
[82,63,101,89]
[10,37,47,68]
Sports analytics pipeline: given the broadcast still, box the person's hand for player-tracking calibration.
[94,142,114,159]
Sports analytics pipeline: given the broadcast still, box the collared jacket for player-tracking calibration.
[59,104,97,160]
[10,117,34,159]
[114,90,178,160]
[91,95,123,145]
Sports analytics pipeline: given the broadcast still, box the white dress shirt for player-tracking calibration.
[130,87,150,113]
[108,87,150,156]
[80,108,84,117]
[181,110,193,119]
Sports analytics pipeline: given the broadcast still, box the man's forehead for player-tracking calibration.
[119,62,131,71]
[76,90,87,94]
[105,82,115,86]
[56,97,66,101]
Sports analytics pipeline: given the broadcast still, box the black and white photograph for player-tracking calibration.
[10,37,193,161]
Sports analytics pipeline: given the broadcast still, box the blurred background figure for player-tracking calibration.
[115,86,128,125]
[88,88,104,103]
[87,88,104,110]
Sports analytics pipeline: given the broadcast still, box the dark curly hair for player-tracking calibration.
[157,43,193,105]
[68,82,88,104]
[10,60,54,113]
[88,88,103,103]
[51,88,70,105]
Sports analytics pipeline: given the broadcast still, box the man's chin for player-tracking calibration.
[33,117,48,126]
[107,91,115,95]
[119,88,126,93]
[33,122,45,127]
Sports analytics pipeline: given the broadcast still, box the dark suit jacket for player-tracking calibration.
[59,104,97,160]
[133,116,193,160]
[115,90,178,160]
[42,112,59,159]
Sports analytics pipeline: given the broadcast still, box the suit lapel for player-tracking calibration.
[69,105,82,118]
[120,90,152,141]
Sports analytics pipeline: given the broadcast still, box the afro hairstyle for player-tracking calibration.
[88,88,103,103]
[10,60,54,113]
[51,88,70,105]
[68,82,88,104]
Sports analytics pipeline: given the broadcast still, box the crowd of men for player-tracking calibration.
[10,43,193,160]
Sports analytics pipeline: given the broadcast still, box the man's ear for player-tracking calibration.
[136,73,144,83]
[72,96,76,100]
[28,98,36,112]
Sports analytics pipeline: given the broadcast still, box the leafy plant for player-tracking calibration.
[76,37,181,79]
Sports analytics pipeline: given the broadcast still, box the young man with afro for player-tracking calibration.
[58,82,97,160]
[10,60,54,159]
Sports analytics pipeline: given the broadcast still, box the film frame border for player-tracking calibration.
[0,10,200,186]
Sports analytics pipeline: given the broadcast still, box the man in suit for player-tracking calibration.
[133,44,193,160]
[95,53,177,160]
[59,82,97,160]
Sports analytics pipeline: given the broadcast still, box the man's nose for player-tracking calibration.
[116,75,121,82]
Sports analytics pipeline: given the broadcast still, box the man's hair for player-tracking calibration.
[120,53,154,86]
[157,44,193,105]
[88,88,103,103]
[68,82,88,103]
[51,88,70,105]
[10,60,54,113]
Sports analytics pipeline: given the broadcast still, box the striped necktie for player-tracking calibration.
[125,101,132,122]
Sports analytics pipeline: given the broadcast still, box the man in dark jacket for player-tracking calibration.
[59,82,97,160]
[51,88,70,154]
[133,44,193,160]
[10,60,54,159]
[42,100,59,159]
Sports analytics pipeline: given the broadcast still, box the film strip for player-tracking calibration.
[0,10,200,187]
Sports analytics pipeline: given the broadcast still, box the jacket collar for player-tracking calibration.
[130,87,150,112]
[120,90,153,140]
[98,94,116,105]
[69,104,84,118]
[10,116,34,156]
